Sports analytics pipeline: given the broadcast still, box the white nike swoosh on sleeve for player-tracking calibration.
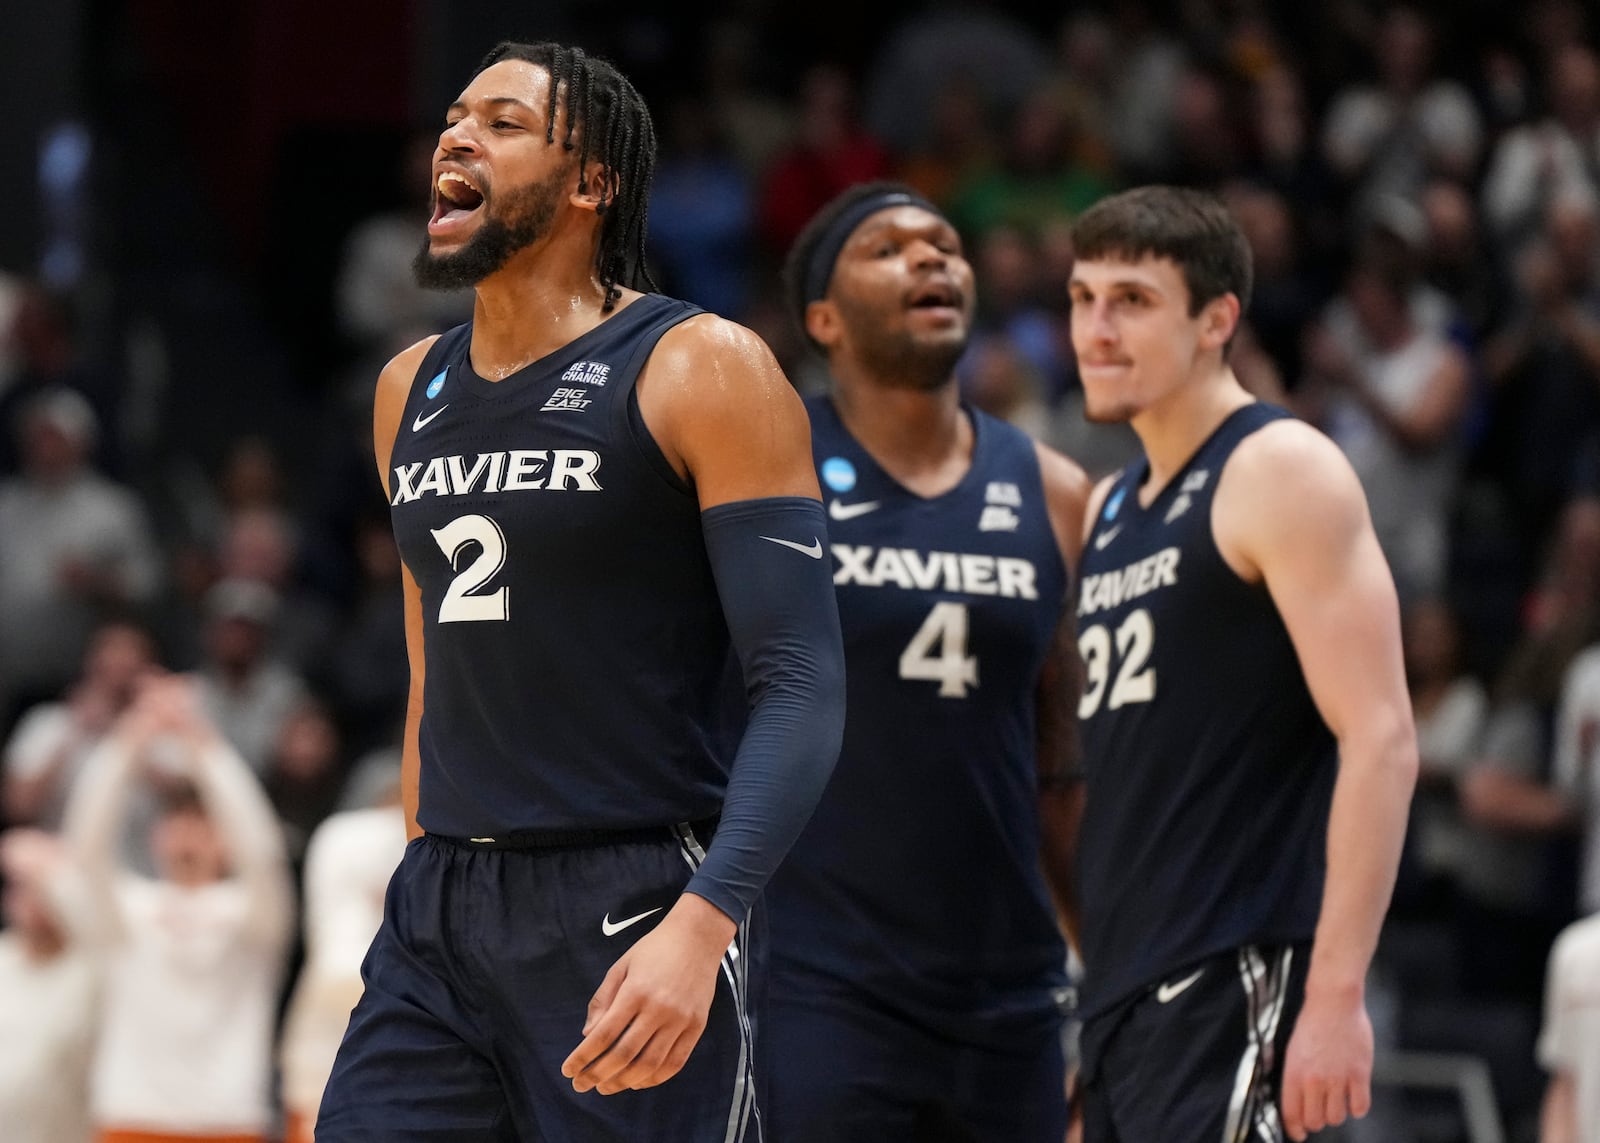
[759,535,824,559]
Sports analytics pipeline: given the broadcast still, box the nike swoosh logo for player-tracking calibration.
[412,404,449,432]
[1156,968,1205,1003]
[1094,524,1123,551]
[828,499,881,521]
[760,535,823,559]
[601,907,663,937]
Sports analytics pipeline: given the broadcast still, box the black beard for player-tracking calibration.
[854,328,967,390]
[412,171,564,291]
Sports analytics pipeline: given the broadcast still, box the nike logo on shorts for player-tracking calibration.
[760,535,824,559]
[1156,967,1205,1003]
[828,499,880,521]
[601,907,664,937]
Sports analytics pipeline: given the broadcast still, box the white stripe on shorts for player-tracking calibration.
[1224,945,1293,1143]
[675,823,760,1143]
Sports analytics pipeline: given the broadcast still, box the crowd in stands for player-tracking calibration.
[6,2,1600,1139]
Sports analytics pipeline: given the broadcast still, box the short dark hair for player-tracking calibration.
[782,180,928,354]
[1070,186,1253,316]
[473,41,659,311]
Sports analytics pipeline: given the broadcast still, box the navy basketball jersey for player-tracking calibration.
[766,396,1070,1047]
[1075,403,1336,1021]
[387,294,737,838]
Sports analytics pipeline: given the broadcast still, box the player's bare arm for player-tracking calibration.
[372,337,438,841]
[1035,443,1092,951]
[564,313,837,1097]
[1214,419,1419,1142]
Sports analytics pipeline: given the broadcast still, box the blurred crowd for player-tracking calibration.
[8,1,1600,1139]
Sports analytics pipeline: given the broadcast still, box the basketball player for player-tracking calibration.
[315,42,846,1142]
[1066,185,1418,1143]
[764,182,1090,1142]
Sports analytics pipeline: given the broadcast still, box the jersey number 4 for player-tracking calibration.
[431,514,510,622]
[899,601,979,697]
[1078,608,1156,718]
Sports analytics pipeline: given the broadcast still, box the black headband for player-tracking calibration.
[801,190,941,307]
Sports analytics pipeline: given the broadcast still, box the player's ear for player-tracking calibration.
[1198,293,1241,352]
[805,299,843,349]
[571,161,616,215]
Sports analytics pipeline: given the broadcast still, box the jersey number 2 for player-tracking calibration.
[1078,608,1155,718]
[431,514,510,622]
[900,601,978,697]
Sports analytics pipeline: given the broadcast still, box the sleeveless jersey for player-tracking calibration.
[386,294,738,837]
[1075,402,1336,1021]
[765,396,1070,1047]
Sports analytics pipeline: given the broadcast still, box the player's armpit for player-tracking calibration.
[635,315,820,509]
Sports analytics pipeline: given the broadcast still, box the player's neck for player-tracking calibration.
[830,373,973,496]
[467,238,620,380]
[1132,366,1254,502]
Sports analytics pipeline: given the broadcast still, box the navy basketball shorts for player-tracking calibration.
[764,966,1068,1143]
[316,825,762,1143]
[1078,943,1310,1143]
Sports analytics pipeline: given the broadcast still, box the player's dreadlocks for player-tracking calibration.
[474,41,658,312]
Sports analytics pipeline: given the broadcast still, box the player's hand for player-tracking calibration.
[561,893,736,1095]
[1279,985,1374,1140]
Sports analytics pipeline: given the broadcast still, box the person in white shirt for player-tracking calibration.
[63,674,293,1143]
[278,775,407,1143]
[0,827,96,1143]
[1540,913,1600,1143]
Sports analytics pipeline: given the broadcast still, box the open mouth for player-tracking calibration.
[432,171,485,230]
[908,281,962,310]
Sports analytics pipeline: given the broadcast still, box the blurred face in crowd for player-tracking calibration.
[414,59,579,291]
[83,622,157,702]
[153,804,229,887]
[20,415,86,483]
[1402,598,1462,686]
[1068,255,1238,423]
[808,206,976,388]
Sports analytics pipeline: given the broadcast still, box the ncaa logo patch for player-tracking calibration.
[821,457,857,493]
[1103,485,1126,521]
[426,370,447,398]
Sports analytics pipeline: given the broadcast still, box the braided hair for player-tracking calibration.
[473,41,658,311]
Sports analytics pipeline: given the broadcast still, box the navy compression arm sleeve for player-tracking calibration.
[690,495,846,920]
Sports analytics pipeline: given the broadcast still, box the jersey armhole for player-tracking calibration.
[626,385,694,496]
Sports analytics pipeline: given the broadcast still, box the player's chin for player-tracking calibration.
[1081,394,1139,425]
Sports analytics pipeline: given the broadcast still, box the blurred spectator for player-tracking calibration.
[1552,635,1600,917]
[1223,181,1321,385]
[1483,44,1600,254]
[1480,192,1600,549]
[1103,0,1188,181]
[960,338,1049,442]
[277,773,405,1143]
[1419,177,1507,343]
[3,618,158,831]
[1305,255,1473,598]
[334,130,472,361]
[862,5,1048,159]
[0,827,96,1143]
[327,510,408,756]
[1539,911,1600,1143]
[62,675,292,1142]
[946,87,1111,241]
[1402,596,1490,898]
[264,700,346,865]
[648,97,756,320]
[0,387,161,728]
[1164,66,1246,190]
[963,224,1068,400]
[893,78,995,209]
[1320,6,1482,222]
[700,19,794,178]
[758,65,891,257]
[191,578,309,777]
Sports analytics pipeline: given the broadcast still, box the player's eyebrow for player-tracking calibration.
[446,96,539,117]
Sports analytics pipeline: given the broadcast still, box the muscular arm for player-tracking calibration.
[1035,443,1092,951]
[1217,420,1418,1141]
[372,337,438,841]
[565,314,844,1096]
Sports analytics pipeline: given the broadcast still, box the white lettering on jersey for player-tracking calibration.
[391,450,603,505]
[832,544,1038,600]
[1077,547,1181,617]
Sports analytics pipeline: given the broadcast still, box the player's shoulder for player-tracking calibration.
[1032,440,1092,506]
[376,333,445,400]
[1220,413,1365,513]
[651,312,782,378]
